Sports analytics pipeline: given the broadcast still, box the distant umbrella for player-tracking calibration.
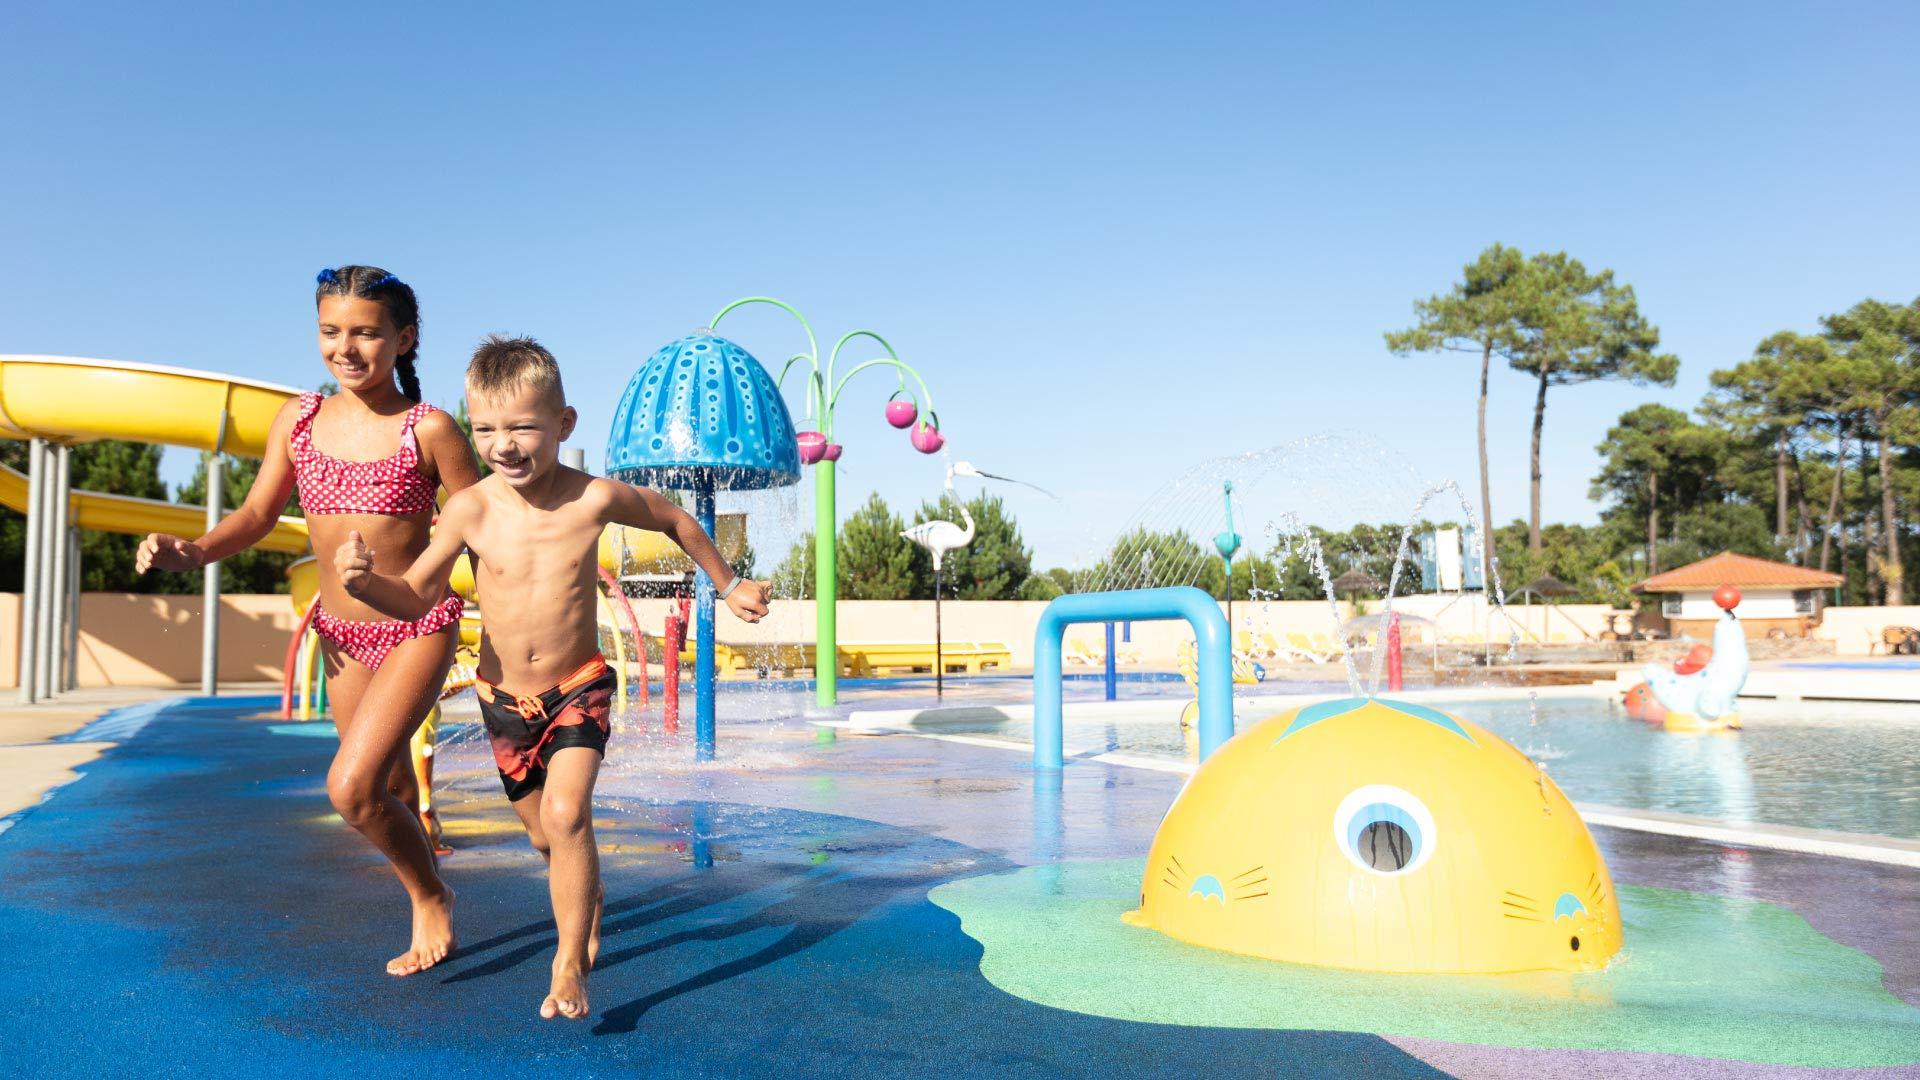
[1331,569,1384,599]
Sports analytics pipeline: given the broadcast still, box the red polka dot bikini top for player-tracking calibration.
[290,393,440,516]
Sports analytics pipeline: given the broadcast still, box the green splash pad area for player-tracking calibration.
[928,859,1920,1067]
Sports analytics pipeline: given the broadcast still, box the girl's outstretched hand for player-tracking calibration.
[136,533,204,574]
[724,580,772,623]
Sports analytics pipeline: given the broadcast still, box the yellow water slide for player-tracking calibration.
[0,355,310,550]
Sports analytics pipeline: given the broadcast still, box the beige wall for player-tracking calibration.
[609,594,1617,668]
[22,592,1882,686]
[1816,605,1920,655]
[0,593,18,689]
[1,592,301,688]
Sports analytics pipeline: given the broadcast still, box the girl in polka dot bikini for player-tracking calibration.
[137,266,482,978]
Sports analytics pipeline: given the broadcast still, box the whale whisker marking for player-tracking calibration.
[1501,899,1539,911]
[1233,891,1269,901]
[1161,877,1179,890]
[1503,912,1544,923]
[1231,866,1266,882]
[1169,855,1186,874]
[1234,877,1269,889]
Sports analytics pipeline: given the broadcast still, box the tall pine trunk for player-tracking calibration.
[1879,428,1904,605]
[1477,342,1495,584]
[1529,367,1549,553]
[1860,436,1878,603]
[1646,470,1660,576]
[1775,430,1790,540]
[1820,425,1847,572]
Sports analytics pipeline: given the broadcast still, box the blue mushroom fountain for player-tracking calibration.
[607,330,801,759]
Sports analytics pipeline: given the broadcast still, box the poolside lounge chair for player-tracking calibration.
[1063,637,1104,666]
[1286,631,1336,664]
[1309,632,1350,660]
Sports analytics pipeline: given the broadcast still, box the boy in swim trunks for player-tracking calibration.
[336,335,771,1020]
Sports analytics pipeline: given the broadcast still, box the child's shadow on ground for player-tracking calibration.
[438,822,1005,1035]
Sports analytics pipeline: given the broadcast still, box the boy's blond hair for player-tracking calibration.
[466,334,566,409]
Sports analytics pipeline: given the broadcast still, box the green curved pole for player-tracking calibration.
[711,298,941,712]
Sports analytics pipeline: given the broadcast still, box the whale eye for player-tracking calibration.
[1333,785,1437,875]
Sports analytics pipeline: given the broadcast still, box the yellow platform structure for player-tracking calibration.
[1126,696,1621,974]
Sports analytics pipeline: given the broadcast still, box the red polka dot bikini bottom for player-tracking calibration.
[312,594,465,670]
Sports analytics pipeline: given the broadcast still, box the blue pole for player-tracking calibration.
[1033,587,1232,769]
[694,480,718,761]
[1103,622,1117,701]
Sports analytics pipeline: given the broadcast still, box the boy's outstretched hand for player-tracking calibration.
[336,531,375,596]
[725,579,772,623]
[136,533,203,574]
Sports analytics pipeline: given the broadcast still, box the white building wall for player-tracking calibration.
[1663,589,1798,621]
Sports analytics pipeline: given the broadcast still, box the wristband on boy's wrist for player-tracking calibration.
[716,575,741,600]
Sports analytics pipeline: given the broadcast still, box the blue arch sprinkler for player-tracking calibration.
[606,330,801,760]
[1214,480,1242,632]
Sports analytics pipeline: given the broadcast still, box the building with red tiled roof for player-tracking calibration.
[1632,551,1843,639]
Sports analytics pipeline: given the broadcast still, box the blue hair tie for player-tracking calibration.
[315,268,338,285]
[373,273,400,289]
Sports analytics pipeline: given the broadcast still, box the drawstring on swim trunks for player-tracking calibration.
[511,693,548,722]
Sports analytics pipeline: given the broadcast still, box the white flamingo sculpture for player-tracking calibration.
[902,464,978,696]
[900,466,977,574]
[900,461,1050,695]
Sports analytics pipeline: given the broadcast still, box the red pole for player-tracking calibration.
[279,602,320,719]
[663,596,689,733]
[1386,610,1404,693]
[597,566,648,708]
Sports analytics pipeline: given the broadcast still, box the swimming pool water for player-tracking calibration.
[936,696,1920,841]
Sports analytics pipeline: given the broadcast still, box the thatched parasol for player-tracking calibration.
[1331,569,1384,600]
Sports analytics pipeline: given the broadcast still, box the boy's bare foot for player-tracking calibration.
[541,960,590,1020]
[387,886,457,976]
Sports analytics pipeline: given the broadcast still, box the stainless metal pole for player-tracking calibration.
[65,527,81,691]
[35,447,58,698]
[17,438,45,703]
[47,446,71,696]
[201,452,223,696]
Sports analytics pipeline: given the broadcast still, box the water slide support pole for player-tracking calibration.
[201,407,228,697]
[17,438,44,703]
[47,446,70,695]
[64,527,81,691]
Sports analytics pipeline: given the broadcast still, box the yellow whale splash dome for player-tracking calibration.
[1128,696,1621,974]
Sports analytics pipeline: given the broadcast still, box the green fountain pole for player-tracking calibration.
[814,449,838,704]
[709,298,941,711]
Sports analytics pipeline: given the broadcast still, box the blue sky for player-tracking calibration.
[3,2,1916,569]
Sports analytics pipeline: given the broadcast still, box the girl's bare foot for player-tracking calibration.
[541,960,589,1020]
[387,885,457,976]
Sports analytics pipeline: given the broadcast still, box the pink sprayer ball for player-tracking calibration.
[822,442,843,462]
[885,397,918,429]
[796,431,828,465]
[1713,584,1741,611]
[910,423,945,454]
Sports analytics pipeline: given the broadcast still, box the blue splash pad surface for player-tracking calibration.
[0,700,1441,1078]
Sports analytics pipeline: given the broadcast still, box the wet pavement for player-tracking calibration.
[0,695,1914,1077]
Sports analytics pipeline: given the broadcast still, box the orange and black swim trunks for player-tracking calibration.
[475,655,616,801]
